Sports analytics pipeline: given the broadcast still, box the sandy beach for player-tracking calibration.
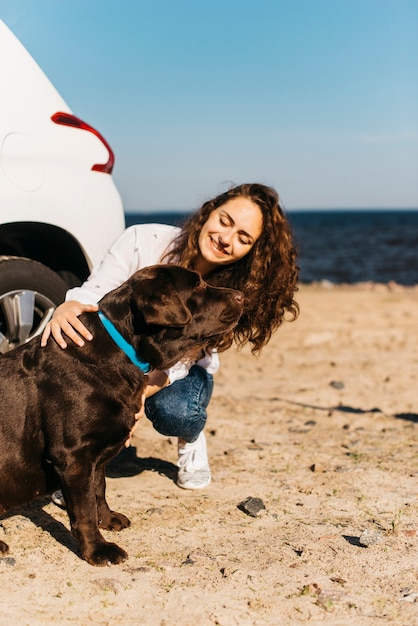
[1,282,417,626]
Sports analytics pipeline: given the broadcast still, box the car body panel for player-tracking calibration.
[0,19,125,269]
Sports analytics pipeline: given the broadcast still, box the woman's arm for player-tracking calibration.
[126,371,169,447]
[144,369,170,397]
[41,224,179,349]
[133,370,169,426]
[41,227,144,349]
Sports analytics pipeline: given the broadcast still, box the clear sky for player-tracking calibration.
[1,0,417,212]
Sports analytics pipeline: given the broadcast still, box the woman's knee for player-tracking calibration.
[145,366,213,440]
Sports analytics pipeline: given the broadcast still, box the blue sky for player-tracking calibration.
[1,0,417,212]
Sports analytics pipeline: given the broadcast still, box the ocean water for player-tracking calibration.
[125,209,418,285]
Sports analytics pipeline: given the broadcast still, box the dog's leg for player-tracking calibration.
[60,470,128,566]
[95,462,130,531]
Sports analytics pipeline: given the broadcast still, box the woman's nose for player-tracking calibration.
[219,232,232,246]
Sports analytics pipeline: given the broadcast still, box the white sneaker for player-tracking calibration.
[177,432,211,490]
[51,489,66,508]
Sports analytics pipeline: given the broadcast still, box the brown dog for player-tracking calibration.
[0,265,243,565]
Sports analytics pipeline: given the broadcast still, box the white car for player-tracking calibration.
[0,19,125,352]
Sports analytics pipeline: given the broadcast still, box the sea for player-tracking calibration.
[125,209,418,286]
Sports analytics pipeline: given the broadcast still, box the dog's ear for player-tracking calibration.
[141,290,192,327]
[131,268,193,327]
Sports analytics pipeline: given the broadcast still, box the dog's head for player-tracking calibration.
[98,265,244,370]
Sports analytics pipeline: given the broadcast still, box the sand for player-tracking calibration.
[1,283,417,626]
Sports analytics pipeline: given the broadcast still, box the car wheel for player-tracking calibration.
[0,257,68,353]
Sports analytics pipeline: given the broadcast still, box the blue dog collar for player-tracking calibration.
[97,310,152,373]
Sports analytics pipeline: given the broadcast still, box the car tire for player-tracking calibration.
[0,257,68,353]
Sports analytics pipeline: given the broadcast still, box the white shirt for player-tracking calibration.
[66,223,220,382]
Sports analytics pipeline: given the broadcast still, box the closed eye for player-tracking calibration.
[219,210,254,245]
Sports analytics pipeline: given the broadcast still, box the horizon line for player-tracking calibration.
[125,206,418,214]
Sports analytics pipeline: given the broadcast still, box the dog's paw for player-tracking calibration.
[85,541,128,566]
[98,511,131,531]
[0,540,9,554]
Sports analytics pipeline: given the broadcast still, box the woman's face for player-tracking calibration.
[196,197,263,275]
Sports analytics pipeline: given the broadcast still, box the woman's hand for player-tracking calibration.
[40,300,99,349]
[128,371,169,432]
[125,392,147,447]
[125,372,169,448]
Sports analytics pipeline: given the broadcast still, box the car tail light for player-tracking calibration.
[51,112,115,174]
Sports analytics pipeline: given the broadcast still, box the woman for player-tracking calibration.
[42,183,299,497]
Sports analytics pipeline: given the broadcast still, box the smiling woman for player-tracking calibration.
[42,182,299,495]
[163,183,299,354]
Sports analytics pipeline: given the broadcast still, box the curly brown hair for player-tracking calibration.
[163,183,299,354]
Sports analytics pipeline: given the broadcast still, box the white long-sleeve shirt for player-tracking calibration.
[66,223,219,383]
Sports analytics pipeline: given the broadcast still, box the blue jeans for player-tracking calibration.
[144,365,214,443]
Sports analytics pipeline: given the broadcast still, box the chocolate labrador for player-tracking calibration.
[0,265,243,565]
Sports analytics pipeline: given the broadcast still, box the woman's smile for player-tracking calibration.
[209,235,230,256]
